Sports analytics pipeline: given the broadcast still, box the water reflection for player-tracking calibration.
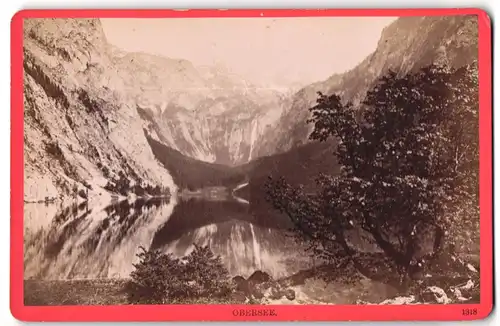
[24,196,310,280]
[24,197,174,280]
[151,198,310,278]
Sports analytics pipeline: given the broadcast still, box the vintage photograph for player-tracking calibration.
[23,15,479,306]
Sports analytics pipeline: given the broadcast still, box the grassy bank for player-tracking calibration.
[24,279,129,306]
[24,279,238,306]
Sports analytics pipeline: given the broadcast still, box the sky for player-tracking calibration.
[101,17,397,88]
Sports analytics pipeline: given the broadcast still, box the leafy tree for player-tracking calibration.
[103,181,115,193]
[78,188,88,200]
[266,64,478,287]
[101,165,110,178]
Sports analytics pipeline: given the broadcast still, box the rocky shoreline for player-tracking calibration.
[24,259,480,306]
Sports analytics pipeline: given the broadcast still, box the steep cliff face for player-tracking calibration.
[140,93,289,165]
[23,18,176,202]
[105,45,287,166]
[253,15,479,157]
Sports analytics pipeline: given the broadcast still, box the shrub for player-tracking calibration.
[45,141,63,160]
[183,245,232,298]
[125,247,187,304]
[125,245,231,304]
[82,180,92,190]
[71,183,79,199]
[103,181,115,192]
[101,166,110,178]
[78,189,88,200]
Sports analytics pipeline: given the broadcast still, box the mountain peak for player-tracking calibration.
[253,15,479,157]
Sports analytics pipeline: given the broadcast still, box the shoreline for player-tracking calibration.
[24,258,480,306]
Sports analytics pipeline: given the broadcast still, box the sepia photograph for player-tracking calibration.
[20,13,481,309]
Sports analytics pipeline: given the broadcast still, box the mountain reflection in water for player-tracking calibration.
[24,196,310,280]
[151,197,309,278]
[24,197,174,280]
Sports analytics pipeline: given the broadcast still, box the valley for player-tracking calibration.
[21,15,480,306]
[22,15,478,203]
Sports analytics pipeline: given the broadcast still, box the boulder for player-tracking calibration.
[259,281,296,302]
[251,280,280,301]
[285,288,296,301]
[247,270,272,285]
[231,275,250,293]
[230,291,247,303]
[229,271,298,303]
[232,275,245,284]
[268,285,287,300]
[419,286,451,304]
[251,288,265,300]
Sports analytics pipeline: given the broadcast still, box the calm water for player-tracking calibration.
[23,195,311,280]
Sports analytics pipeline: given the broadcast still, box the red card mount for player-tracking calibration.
[11,8,492,322]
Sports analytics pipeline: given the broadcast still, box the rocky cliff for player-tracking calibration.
[22,17,289,204]
[140,93,289,165]
[23,18,177,202]
[113,49,288,165]
[253,15,479,157]
[103,35,287,166]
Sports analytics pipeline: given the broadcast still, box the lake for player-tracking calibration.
[23,195,312,281]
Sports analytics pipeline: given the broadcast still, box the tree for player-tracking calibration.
[71,183,78,199]
[133,184,146,197]
[162,186,171,198]
[266,63,478,287]
[153,185,162,196]
[116,172,130,196]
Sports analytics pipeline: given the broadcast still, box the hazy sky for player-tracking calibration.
[101,17,397,87]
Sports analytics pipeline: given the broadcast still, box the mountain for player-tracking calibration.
[234,15,479,216]
[109,48,245,112]
[23,18,179,202]
[22,18,290,203]
[23,15,479,204]
[139,93,290,165]
[128,15,479,167]
[252,15,479,157]
[108,46,288,165]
